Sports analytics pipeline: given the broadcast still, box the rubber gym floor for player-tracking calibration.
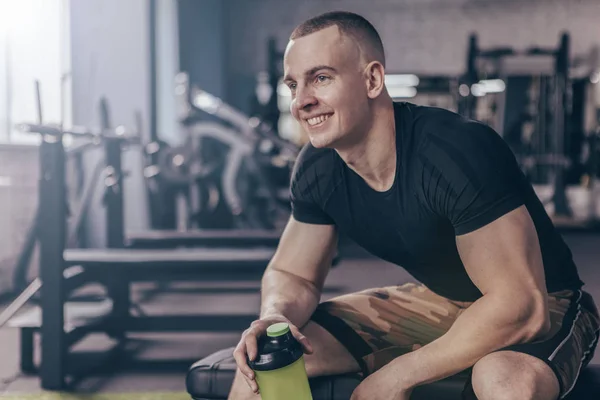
[1,235,599,399]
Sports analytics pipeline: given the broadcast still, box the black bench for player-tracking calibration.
[125,229,283,249]
[186,347,600,400]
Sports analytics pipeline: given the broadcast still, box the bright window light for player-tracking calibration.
[477,79,506,93]
[388,86,417,98]
[385,74,420,87]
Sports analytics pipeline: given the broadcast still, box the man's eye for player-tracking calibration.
[288,83,297,90]
[316,75,329,82]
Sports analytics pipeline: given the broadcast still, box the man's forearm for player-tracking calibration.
[389,291,548,389]
[260,267,321,328]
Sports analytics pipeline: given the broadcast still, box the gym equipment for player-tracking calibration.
[0,89,139,310]
[460,33,600,230]
[460,33,571,172]
[125,229,281,249]
[145,72,297,230]
[143,138,179,230]
[248,322,312,400]
[10,96,126,294]
[186,347,600,400]
[9,97,133,295]
[1,86,297,390]
[247,37,283,135]
[3,116,278,390]
[71,93,286,249]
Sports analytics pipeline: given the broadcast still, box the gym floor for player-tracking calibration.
[0,234,599,397]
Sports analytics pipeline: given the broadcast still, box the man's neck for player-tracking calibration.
[336,100,397,192]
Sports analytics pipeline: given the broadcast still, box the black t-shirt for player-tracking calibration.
[290,102,583,302]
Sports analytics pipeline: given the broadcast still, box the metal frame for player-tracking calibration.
[38,133,68,389]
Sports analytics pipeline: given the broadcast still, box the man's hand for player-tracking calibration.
[232,315,313,394]
[350,363,413,400]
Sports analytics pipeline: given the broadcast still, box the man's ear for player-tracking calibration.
[364,61,386,99]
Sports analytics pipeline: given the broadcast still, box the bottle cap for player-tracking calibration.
[249,322,302,371]
[267,322,290,337]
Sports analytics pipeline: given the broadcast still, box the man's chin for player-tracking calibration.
[308,133,336,149]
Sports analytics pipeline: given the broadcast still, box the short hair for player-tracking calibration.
[290,11,386,67]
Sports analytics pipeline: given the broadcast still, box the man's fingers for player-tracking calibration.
[233,346,254,380]
[234,348,259,393]
[290,325,313,354]
[239,366,258,393]
[245,332,259,362]
[246,376,259,394]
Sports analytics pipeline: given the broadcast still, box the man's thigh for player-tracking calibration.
[310,282,471,375]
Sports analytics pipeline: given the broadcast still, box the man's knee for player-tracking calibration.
[470,351,560,400]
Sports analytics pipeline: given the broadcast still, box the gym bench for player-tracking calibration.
[7,247,275,390]
[125,229,282,249]
[186,347,600,400]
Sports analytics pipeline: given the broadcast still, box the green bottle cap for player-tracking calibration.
[267,322,290,337]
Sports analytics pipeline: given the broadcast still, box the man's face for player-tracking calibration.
[283,26,370,149]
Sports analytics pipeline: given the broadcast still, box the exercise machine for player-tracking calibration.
[10,91,120,294]
[143,72,297,231]
[0,85,282,390]
[459,33,600,230]
[1,117,275,389]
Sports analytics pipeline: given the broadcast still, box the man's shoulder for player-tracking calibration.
[292,143,337,179]
[403,103,474,137]
[401,103,499,155]
[290,143,339,198]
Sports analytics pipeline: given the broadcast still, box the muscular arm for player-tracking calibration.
[260,216,338,328]
[387,205,551,389]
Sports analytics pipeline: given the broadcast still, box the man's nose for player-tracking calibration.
[294,86,318,112]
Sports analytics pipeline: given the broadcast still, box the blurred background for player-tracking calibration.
[0,0,599,398]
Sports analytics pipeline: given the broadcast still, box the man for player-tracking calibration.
[231,11,599,400]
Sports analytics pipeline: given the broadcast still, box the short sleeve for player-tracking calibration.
[289,145,336,225]
[419,118,525,235]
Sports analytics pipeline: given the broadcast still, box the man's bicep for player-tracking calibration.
[455,205,547,298]
[269,216,338,291]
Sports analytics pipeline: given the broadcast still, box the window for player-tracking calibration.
[0,0,71,144]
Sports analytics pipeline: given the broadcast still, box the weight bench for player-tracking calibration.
[64,247,276,280]
[125,229,282,249]
[7,247,278,390]
[186,347,600,400]
[124,231,342,266]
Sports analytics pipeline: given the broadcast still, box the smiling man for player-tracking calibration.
[230,11,600,400]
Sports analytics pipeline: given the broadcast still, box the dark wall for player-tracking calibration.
[178,0,227,99]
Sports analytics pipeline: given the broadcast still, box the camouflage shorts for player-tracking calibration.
[310,282,600,398]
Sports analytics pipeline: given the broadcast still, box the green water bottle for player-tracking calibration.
[248,322,313,400]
